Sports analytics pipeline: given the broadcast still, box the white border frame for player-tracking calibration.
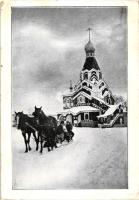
[1,0,139,199]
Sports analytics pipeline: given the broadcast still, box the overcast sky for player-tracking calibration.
[12,7,127,114]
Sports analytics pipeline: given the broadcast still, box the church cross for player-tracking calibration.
[87,27,92,41]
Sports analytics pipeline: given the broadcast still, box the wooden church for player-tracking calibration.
[58,29,127,127]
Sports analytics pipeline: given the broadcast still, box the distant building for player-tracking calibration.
[58,29,127,127]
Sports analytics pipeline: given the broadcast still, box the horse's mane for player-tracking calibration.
[41,110,47,118]
[41,111,57,122]
[39,110,57,127]
[39,110,48,121]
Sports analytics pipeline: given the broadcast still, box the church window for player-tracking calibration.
[108,97,111,104]
[91,71,96,75]
[85,113,89,120]
[82,82,87,86]
[99,72,102,79]
[99,82,104,89]
[84,72,88,80]
[102,88,108,95]
[90,72,98,82]
[81,113,84,120]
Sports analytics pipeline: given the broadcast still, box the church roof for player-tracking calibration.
[97,104,121,118]
[85,41,95,52]
[82,57,100,71]
[59,106,99,116]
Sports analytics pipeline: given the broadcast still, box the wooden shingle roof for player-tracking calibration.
[82,57,100,71]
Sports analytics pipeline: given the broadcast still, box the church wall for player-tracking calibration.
[81,120,98,127]
[75,111,100,127]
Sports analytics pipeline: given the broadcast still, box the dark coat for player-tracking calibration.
[57,124,64,135]
[66,123,72,132]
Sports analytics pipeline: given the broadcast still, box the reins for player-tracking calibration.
[25,122,38,132]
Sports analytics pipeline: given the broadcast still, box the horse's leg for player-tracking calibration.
[48,146,51,152]
[54,138,58,148]
[37,132,40,151]
[49,137,53,151]
[27,132,32,151]
[62,133,65,143]
[60,135,63,144]
[40,133,43,153]
[36,134,40,152]
[53,132,57,148]
[22,131,28,153]
[33,131,39,151]
[52,136,57,149]
[50,138,54,151]
[40,139,43,153]
[47,138,51,152]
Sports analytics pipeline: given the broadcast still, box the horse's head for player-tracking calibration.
[15,111,24,129]
[32,106,43,124]
[32,106,42,116]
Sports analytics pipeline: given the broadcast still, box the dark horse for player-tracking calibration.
[32,106,58,153]
[15,111,39,153]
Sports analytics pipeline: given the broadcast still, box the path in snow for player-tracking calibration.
[12,127,128,189]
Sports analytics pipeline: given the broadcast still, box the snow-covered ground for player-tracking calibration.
[12,127,128,189]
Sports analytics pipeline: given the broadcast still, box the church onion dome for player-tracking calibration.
[85,41,95,52]
[82,57,100,71]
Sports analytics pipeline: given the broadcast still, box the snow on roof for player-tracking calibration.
[72,89,109,106]
[97,104,120,118]
[91,95,109,106]
[59,106,99,116]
